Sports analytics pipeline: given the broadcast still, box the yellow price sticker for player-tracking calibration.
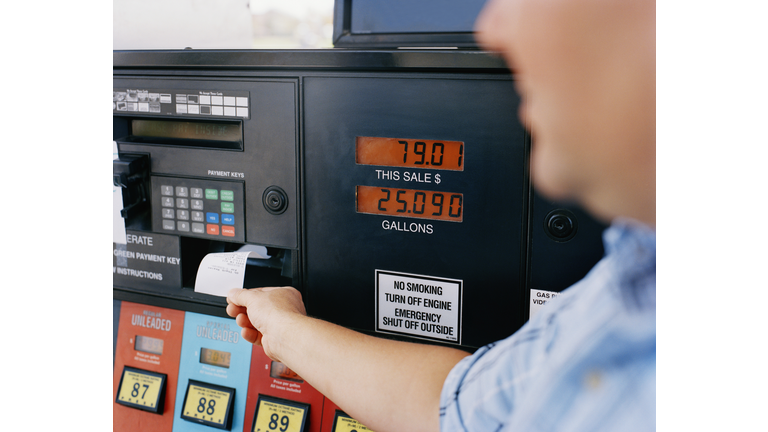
[333,413,375,432]
[182,385,232,426]
[253,399,307,432]
[117,370,163,409]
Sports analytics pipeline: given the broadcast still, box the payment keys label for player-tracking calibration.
[252,395,309,432]
[116,366,167,413]
[180,381,235,429]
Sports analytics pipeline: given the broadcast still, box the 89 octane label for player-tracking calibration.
[253,399,307,432]
[376,270,462,344]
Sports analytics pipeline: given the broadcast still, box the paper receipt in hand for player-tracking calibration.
[194,246,271,296]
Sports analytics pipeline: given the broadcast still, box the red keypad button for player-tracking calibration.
[221,226,235,237]
[207,224,220,235]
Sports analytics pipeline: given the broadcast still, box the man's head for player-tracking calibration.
[475,0,655,226]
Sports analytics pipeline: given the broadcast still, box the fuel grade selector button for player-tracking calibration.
[116,366,167,414]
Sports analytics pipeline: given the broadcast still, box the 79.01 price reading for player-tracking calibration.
[357,185,463,222]
[356,136,464,171]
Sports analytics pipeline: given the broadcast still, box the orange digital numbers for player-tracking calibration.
[356,137,464,171]
[356,186,463,222]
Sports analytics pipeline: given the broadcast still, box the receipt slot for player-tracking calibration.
[173,312,252,431]
[114,302,186,431]
[244,346,323,432]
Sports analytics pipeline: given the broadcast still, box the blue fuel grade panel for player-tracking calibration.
[173,312,252,432]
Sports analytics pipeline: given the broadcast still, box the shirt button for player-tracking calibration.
[584,370,602,390]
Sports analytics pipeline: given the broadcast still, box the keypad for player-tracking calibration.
[154,177,243,241]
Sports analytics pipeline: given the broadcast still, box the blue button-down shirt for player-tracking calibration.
[440,219,656,432]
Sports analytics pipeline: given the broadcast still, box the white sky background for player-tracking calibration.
[114,0,334,49]
[250,0,333,19]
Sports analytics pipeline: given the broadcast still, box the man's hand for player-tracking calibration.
[225,286,306,362]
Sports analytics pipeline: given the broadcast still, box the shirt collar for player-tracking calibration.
[603,218,657,311]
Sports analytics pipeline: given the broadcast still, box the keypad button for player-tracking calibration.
[162,197,174,207]
[175,187,188,197]
[192,223,205,234]
[207,224,220,235]
[206,213,219,224]
[176,210,189,220]
[191,199,204,210]
[205,189,218,200]
[162,219,175,230]
[221,190,234,201]
[162,208,175,219]
[221,202,235,213]
[221,214,235,225]
[161,185,174,196]
[177,221,190,232]
[176,198,189,209]
[190,188,203,199]
[222,226,235,237]
[191,211,205,222]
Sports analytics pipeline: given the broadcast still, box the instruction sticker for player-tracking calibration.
[376,270,462,344]
[529,289,561,319]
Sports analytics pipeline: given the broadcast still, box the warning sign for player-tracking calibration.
[376,270,462,344]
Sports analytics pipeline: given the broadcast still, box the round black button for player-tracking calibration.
[263,186,288,214]
[544,209,578,242]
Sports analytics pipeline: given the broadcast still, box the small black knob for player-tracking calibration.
[544,209,578,242]
[263,186,288,214]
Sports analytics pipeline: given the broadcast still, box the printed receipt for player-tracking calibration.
[194,245,271,296]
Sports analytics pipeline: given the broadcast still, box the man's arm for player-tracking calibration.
[226,287,470,432]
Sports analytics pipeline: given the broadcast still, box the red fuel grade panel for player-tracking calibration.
[113,302,185,431]
[245,345,326,432]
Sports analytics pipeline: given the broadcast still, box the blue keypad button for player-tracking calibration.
[221,214,235,225]
[206,212,219,224]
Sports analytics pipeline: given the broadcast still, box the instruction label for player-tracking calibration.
[376,270,462,344]
[113,230,181,289]
[529,289,561,319]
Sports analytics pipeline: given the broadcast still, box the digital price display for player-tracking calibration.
[200,348,231,369]
[331,410,375,432]
[132,119,242,143]
[180,380,236,430]
[356,136,464,171]
[269,361,303,383]
[252,395,309,432]
[135,335,164,355]
[357,186,463,222]
[115,366,167,414]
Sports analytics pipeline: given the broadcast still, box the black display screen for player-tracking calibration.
[131,119,242,143]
